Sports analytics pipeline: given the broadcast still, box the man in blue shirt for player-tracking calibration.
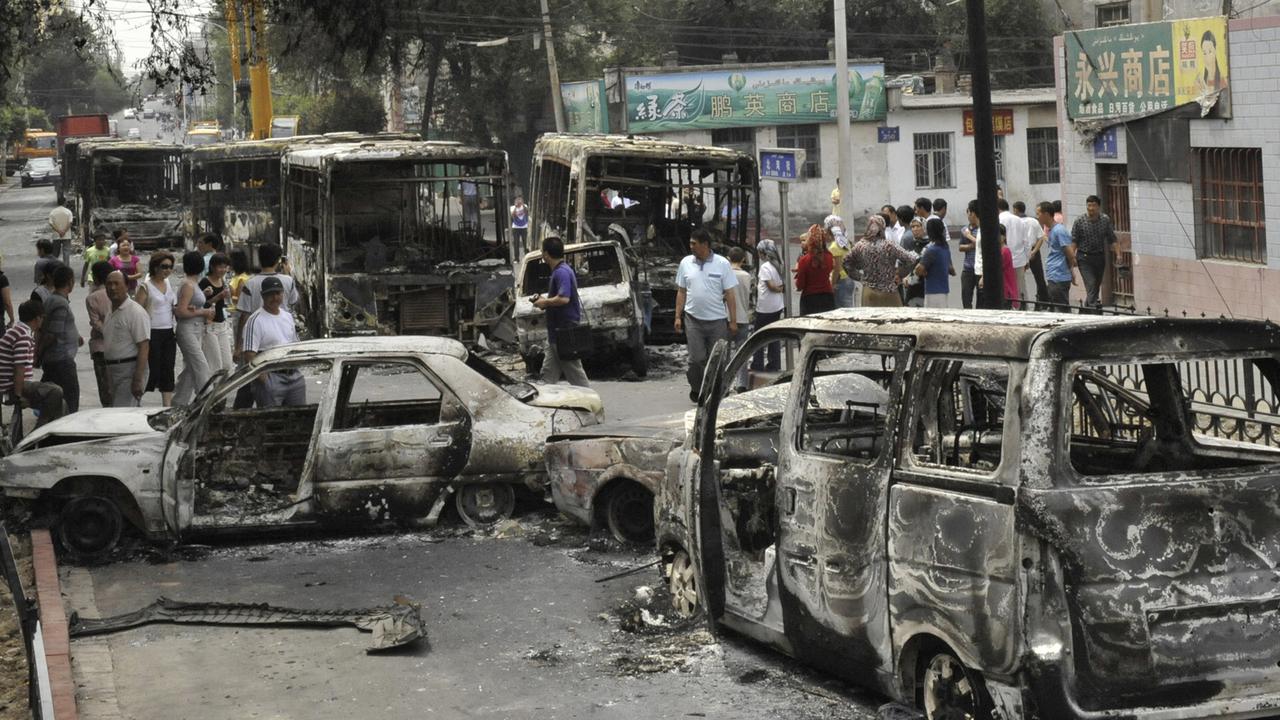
[674,228,738,402]
[1038,201,1077,311]
[530,236,590,387]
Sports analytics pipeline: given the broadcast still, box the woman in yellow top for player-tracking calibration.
[228,249,252,308]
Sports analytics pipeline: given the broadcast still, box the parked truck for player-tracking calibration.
[55,113,111,153]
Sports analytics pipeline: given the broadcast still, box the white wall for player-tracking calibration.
[885,104,1062,217]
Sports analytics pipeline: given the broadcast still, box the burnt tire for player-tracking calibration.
[666,548,701,618]
[603,482,654,544]
[920,649,995,720]
[57,495,123,563]
[628,341,649,378]
[454,483,517,527]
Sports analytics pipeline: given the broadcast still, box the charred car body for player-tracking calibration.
[659,308,1280,719]
[0,337,602,561]
[73,140,184,250]
[282,141,515,342]
[525,134,758,352]
[514,240,648,377]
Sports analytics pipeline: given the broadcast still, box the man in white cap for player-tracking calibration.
[241,275,302,407]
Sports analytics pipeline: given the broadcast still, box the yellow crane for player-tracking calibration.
[224,0,292,140]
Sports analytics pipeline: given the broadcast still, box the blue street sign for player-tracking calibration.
[759,148,803,182]
[1094,127,1118,159]
[877,126,900,143]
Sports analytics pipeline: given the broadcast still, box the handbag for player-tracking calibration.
[554,323,594,361]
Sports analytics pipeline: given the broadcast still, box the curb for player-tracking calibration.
[31,529,78,720]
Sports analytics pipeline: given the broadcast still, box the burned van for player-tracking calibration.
[514,240,647,376]
[660,307,1280,719]
[78,140,184,250]
[281,140,514,342]
[527,134,758,344]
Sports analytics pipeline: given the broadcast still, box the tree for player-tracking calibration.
[21,11,131,120]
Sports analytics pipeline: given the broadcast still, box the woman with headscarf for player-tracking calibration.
[825,216,855,308]
[794,224,836,315]
[842,214,920,307]
[750,238,785,372]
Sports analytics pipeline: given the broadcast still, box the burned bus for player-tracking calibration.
[281,140,514,341]
[185,133,421,261]
[524,134,758,345]
[76,140,184,250]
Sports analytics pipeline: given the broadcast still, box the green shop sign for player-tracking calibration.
[560,80,609,134]
[625,63,886,133]
[1065,15,1229,121]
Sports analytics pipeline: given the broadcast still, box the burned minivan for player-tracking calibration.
[76,140,184,250]
[659,308,1280,719]
[526,134,757,344]
[281,140,514,342]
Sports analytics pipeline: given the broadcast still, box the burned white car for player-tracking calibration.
[660,308,1280,719]
[0,337,602,561]
[545,355,886,544]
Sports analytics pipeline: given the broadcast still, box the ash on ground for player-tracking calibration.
[608,584,719,675]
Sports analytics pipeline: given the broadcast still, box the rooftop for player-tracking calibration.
[255,336,469,365]
[898,87,1057,109]
[534,133,755,165]
[282,140,505,169]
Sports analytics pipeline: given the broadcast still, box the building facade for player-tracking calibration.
[1055,15,1280,318]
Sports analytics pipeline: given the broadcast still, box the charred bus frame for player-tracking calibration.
[76,140,184,251]
[281,140,514,341]
[528,134,759,343]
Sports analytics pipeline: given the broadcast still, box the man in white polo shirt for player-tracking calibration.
[674,228,738,403]
[241,275,302,407]
[102,270,151,407]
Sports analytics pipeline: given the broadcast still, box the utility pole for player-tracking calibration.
[967,0,1003,309]
[833,0,852,221]
[540,0,566,132]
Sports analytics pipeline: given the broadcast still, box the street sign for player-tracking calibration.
[1093,127,1119,158]
[759,148,805,183]
[877,126,900,143]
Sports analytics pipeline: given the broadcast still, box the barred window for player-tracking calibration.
[1027,127,1060,185]
[776,124,821,179]
[1194,147,1266,264]
[913,132,954,189]
[1096,2,1130,27]
[993,135,1006,187]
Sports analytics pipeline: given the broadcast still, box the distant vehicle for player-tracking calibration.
[183,128,220,146]
[73,140,184,250]
[18,129,58,161]
[142,109,155,119]
[55,114,111,154]
[127,128,141,139]
[19,157,60,188]
[270,116,301,138]
[123,108,136,119]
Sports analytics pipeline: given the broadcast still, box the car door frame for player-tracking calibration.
[310,354,473,510]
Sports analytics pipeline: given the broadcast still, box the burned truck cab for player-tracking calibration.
[281,141,514,342]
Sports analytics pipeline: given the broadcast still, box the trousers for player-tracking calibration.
[174,320,212,405]
[684,315,729,398]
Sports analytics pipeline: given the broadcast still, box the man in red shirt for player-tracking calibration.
[0,299,64,429]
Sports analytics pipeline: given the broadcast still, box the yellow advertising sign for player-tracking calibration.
[1173,17,1229,104]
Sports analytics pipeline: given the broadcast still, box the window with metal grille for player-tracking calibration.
[913,132,953,189]
[711,127,756,158]
[1096,2,1130,27]
[1027,127,1060,184]
[776,124,821,179]
[1194,147,1266,264]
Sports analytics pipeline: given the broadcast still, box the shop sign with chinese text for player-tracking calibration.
[560,80,610,134]
[625,62,886,133]
[962,109,1014,135]
[1065,16,1229,121]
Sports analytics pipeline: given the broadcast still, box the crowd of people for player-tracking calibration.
[0,220,303,431]
[667,191,1120,401]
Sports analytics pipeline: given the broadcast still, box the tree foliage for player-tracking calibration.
[18,11,131,120]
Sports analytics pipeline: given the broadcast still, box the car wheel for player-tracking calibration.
[20,178,30,188]
[521,353,543,377]
[921,650,995,720]
[667,548,700,617]
[57,495,123,563]
[604,481,654,544]
[454,483,516,527]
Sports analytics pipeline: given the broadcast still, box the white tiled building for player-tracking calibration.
[1055,16,1280,318]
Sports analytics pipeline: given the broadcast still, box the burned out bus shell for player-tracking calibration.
[184,133,422,260]
[76,140,184,251]
[281,140,514,342]
[527,134,759,345]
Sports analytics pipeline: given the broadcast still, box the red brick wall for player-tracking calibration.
[1134,254,1280,320]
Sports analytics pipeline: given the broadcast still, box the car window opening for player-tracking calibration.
[911,357,1009,473]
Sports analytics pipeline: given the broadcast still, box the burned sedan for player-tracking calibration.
[0,337,602,561]
[659,308,1280,719]
[546,360,886,544]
